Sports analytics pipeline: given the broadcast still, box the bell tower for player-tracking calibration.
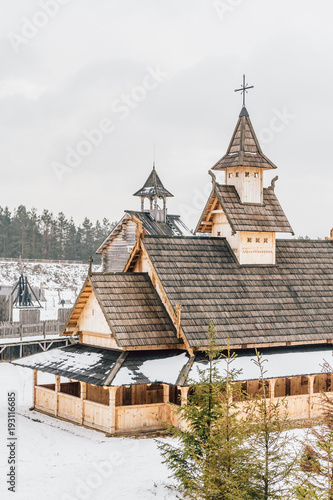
[195,76,294,265]
[133,164,173,223]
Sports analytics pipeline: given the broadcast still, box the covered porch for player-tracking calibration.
[12,343,333,434]
[33,374,182,434]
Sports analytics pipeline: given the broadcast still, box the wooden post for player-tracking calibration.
[180,386,189,405]
[179,386,190,431]
[109,387,117,435]
[162,384,170,404]
[162,384,170,423]
[55,375,61,417]
[32,370,37,408]
[80,382,87,425]
[268,379,276,400]
[307,375,315,418]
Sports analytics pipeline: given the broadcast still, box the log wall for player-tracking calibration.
[102,219,137,272]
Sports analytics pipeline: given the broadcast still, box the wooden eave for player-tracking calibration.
[63,277,92,332]
[63,275,118,345]
[195,185,237,235]
[95,214,130,254]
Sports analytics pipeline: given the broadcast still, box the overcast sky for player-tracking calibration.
[1,1,332,237]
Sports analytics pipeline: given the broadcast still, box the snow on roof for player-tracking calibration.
[189,347,333,383]
[113,351,189,386]
[12,344,120,386]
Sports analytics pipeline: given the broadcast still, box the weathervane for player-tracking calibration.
[234,74,254,107]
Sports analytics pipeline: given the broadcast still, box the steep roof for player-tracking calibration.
[196,184,294,234]
[142,236,333,348]
[96,211,191,254]
[212,108,277,170]
[65,273,180,347]
[133,165,173,197]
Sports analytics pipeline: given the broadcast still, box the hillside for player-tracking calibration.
[0,260,100,321]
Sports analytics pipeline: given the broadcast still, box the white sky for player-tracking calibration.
[1,0,332,237]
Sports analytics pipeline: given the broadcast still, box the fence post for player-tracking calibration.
[43,321,46,339]
[19,323,23,341]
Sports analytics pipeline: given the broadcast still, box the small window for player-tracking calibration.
[217,231,221,236]
[256,238,260,243]
[254,172,259,178]
[245,172,250,177]
[235,172,239,178]
[264,238,268,243]
[247,238,252,243]
[127,245,134,253]
[228,173,233,178]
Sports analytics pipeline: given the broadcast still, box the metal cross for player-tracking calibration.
[234,74,254,106]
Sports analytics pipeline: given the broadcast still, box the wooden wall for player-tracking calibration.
[102,218,137,272]
[116,384,164,406]
[86,384,109,406]
[77,293,111,336]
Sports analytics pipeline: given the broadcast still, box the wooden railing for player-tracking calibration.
[57,393,81,423]
[83,400,110,432]
[33,387,332,435]
[115,403,167,433]
[0,321,65,339]
[35,386,56,415]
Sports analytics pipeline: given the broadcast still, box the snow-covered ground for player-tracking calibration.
[0,363,179,500]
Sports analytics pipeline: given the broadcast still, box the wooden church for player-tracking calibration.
[13,94,333,434]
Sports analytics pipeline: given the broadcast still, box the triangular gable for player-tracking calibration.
[63,277,116,339]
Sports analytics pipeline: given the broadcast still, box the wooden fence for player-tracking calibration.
[0,321,65,339]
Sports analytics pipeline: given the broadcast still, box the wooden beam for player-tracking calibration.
[32,370,37,408]
[55,375,60,417]
[104,351,128,386]
[176,356,195,386]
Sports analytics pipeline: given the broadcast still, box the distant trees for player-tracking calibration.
[0,205,115,261]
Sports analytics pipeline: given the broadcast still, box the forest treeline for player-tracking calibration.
[0,205,116,261]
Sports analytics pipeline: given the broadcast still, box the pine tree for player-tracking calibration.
[247,350,301,499]
[297,393,333,499]
[159,322,256,499]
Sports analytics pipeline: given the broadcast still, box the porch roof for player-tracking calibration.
[189,345,333,383]
[11,344,190,387]
[12,344,333,387]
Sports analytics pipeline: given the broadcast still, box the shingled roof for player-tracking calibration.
[212,107,277,170]
[196,184,293,234]
[66,273,180,347]
[196,183,294,234]
[142,236,333,348]
[96,211,191,254]
[133,165,173,197]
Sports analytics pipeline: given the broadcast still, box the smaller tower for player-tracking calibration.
[133,164,173,223]
[212,105,277,204]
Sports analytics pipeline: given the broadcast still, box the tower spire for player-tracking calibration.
[133,163,173,222]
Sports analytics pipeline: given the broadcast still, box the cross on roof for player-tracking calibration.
[234,74,254,107]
